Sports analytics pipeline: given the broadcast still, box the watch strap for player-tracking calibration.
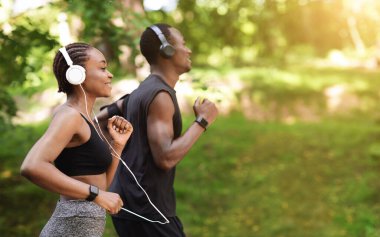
[86,185,99,201]
[195,116,208,131]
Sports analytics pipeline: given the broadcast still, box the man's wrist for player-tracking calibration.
[194,116,208,131]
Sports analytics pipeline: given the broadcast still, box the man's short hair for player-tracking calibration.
[140,23,173,65]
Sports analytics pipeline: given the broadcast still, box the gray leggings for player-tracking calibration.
[40,199,106,237]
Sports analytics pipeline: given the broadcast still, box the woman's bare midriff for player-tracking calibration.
[60,173,107,201]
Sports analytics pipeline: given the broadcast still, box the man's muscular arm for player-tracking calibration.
[147,92,205,171]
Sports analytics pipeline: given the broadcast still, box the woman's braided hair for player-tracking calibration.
[53,42,92,94]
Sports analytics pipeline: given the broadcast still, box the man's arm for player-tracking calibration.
[147,91,218,171]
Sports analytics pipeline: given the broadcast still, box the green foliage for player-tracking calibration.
[0,121,48,170]
[0,15,57,127]
[0,0,150,126]
[145,0,380,67]
[62,0,150,75]
[0,121,53,236]
[188,65,380,123]
[3,0,380,126]
[0,2,61,128]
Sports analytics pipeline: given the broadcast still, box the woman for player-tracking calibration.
[20,42,132,237]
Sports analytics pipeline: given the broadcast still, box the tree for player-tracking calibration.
[0,1,58,130]
[0,0,149,128]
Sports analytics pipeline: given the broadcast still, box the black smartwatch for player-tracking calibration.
[195,116,208,131]
[86,185,99,201]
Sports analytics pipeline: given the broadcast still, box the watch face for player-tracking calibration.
[86,185,99,201]
[196,116,208,129]
[90,185,98,195]
[201,118,208,127]
[199,117,208,127]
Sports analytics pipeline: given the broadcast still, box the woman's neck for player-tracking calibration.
[66,90,95,120]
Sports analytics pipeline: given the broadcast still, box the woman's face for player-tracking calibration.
[83,48,113,98]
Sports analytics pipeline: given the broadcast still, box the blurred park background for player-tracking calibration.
[1,0,380,236]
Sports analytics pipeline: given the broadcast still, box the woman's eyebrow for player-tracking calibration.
[99,60,107,65]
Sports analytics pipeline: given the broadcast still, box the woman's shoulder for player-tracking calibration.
[40,105,85,141]
[51,104,84,127]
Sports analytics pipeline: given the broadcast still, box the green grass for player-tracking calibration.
[177,115,380,237]
[1,65,380,236]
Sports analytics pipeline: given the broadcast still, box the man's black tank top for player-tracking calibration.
[110,74,182,220]
[55,114,112,176]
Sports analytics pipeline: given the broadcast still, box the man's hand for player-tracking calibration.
[193,97,218,126]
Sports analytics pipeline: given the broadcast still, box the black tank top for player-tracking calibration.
[110,74,182,220]
[55,114,112,176]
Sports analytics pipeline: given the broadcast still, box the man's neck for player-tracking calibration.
[150,66,179,88]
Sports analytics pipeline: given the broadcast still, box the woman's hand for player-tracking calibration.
[107,116,133,148]
[94,190,123,214]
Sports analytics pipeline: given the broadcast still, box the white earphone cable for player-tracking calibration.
[80,85,169,224]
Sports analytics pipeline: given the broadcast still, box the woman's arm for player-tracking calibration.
[106,144,124,188]
[20,107,124,213]
[104,116,133,188]
[20,107,92,199]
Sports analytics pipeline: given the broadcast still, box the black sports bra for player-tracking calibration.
[55,114,112,176]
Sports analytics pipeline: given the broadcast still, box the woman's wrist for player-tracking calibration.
[111,142,124,152]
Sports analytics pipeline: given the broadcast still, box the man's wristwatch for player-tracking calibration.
[86,185,99,201]
[195,116,208,131]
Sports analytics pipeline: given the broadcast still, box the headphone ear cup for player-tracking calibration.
[66,65,86,85]
[160,44,175,58]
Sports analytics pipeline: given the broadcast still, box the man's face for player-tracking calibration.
[169,28,192,74]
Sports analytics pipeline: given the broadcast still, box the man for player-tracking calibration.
[108,23,218,236]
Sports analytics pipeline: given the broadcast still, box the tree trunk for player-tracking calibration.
[347,15,365,55]
[118,0,146,76]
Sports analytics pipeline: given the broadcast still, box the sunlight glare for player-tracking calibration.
[144,0,178,12]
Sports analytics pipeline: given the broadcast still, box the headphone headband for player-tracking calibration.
[149,25,170,46]
[59,47,73,66]
[149,25,175,58]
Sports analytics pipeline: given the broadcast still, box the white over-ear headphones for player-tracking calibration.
[59,47,86,85]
